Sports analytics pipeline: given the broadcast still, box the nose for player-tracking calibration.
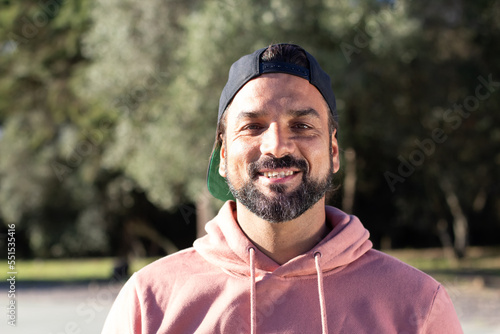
[260,123,294,158]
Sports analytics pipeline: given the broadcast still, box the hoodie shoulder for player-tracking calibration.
[342,248,446,313]
[103,248,232,334]
[135,247,217,283]
[358,249,440,287]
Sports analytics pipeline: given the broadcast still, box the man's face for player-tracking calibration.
[219,73,340,223]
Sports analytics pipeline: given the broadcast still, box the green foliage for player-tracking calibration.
[1,0,499,258]
[0,0,111,257]
[76,0,200,209]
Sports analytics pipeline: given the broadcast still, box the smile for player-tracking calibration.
[259,170,299,179]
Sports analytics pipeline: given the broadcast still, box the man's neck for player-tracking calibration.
[235,199,330,265]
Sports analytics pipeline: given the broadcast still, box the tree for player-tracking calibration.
[1,0,498,259]
[0,0,113,257]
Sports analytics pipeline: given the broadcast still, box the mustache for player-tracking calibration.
[248,155,308,177]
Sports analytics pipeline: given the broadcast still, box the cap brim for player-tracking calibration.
[207,144,235,202]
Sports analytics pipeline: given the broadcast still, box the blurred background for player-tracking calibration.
[0,0,499,332]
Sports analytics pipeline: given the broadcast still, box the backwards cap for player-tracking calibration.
[207,44,337,201]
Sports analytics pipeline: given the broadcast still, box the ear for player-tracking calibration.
[218,140,227,177]
[331,129,340,173]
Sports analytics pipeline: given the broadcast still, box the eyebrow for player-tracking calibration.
[235,108,321,122]
[235,110,268,122]
[288,108,321,119]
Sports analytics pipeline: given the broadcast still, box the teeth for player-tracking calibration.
[263,171,295,178]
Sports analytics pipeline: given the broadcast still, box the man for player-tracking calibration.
[102,43,463,333]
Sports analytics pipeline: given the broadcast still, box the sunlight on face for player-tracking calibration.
[220,73,339,222]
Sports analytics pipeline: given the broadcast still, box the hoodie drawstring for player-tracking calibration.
[315,252,328,334]
[248,248,328,334]
[249,247,257,334]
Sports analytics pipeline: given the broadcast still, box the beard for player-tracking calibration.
[225,153,334,223]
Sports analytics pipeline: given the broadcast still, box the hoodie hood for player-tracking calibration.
[194,201,372,279]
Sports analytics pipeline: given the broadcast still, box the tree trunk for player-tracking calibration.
[342,147,357,214]
[196,187,216,238]
[126,217,179,254]
[439,178,469,258]
[436,219,457,261]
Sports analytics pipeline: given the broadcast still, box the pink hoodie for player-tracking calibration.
[102,201,463,333]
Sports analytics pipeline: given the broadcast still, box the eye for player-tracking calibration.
[240,123,265,133]
[244,124,263,130]
[292,123,311,130]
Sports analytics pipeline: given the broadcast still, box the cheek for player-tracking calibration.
[228,139,259,162]
[225,141,261,178]
[225,145,249,174]
[301,141,332,174]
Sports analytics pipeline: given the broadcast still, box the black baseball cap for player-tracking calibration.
[207,43,338,201]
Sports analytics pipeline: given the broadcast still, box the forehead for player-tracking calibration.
[225,73,329,122]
